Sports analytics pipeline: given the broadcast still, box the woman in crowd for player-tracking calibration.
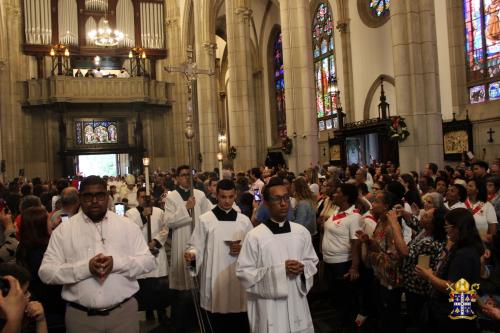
[401,206,447,329]
[416,208,483,332]
[401,173,423,208]
[465,178,497,240]
[435,177,448,197]
[356,191,405,333]
[487,177,500,221]
[16,206,65,329]
[445,183,467,210]
[292,177,317,236]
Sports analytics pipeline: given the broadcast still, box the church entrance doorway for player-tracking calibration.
[76,153,129,177]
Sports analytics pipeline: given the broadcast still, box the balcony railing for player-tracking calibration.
[23,76,173,105]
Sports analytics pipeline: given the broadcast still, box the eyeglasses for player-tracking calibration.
[268,195,290,203]
[81,192,108,202]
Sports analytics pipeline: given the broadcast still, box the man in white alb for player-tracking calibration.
[38,176,155,333]
[126,187,169,319]
[237,177,318,333]
[163,165,211,332]
[185,179,253,332]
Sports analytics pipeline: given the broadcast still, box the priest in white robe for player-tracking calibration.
[237,177,319,333]
[185,179,253,332]
[163,165,211,332]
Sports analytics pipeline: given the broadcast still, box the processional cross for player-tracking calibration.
[164,45,215,172]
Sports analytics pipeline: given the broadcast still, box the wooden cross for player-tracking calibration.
[487,128,495,143]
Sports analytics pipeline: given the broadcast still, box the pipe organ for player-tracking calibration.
[140,2,164,49]
[23,0,52,45]
[22,0,166,50]
[58,0,79,45]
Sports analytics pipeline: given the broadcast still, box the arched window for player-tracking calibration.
[312,2,337,131]
[464,0,500,104]
[273,32,287,138]
[370,0,390,17]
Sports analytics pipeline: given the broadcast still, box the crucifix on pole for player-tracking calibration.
[164,45,215,173]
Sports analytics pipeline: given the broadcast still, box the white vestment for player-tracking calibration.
[164,189,211,290]
[188,209,253,313]
[126,207,169,278]
[236,221,319,333]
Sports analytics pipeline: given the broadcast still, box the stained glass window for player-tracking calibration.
[313,3,337,131]
[273,32,287,138]
[370,0,390,17]
[75,120,118,145]
[464,0,500,103]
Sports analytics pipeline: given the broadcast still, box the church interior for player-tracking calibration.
[0,0,498,178]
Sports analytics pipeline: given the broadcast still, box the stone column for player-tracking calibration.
[225,0,257,171]
[280,0,318,173]
[391,0,444,172]
[194,0,219,171]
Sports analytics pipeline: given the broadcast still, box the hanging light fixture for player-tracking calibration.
[88,18,124,47]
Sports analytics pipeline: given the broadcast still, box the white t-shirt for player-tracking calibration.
[465,200,498,237]
[444,201,467,210]
[322,205,362,264]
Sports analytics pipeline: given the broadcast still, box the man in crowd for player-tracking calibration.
[185,179,253,332]
[119,175,138,209]
[205,177,218,205]
[126,187,169,322]
[472,160,489,181]
[248,168,264,195]
[163,165,211,332]
[237,177,318,332]
[39,175,155,333]
[423,162,438,182]
[48,187,80,231]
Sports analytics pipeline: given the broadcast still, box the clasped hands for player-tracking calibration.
[89,253,113,284]
[285,260,304,277]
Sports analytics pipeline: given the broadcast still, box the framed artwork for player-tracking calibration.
[442,117,473,161]
[74,118,127,147]
[330,144,341,161]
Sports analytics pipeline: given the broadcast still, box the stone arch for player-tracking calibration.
[363,74,395,120]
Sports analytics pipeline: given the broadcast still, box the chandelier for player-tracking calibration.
[88,18,124,47]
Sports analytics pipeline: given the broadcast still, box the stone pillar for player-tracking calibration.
[280,0,318,173]
[391,0,444,172]
[226,0,257,171]
[194,0,219,171]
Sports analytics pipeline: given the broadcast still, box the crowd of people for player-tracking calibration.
[0,158,499,333]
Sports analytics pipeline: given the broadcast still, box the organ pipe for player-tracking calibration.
[140,2,164,49]
[23,0,52,45]
[85,0,108,12]
[58,0,78,45]
[116,0,135,48]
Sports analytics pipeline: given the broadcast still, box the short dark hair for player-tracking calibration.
[216,179,236,193]
[208,178,218,186]
[20,195,41,213]
[428,163,438,175]
[56,179,69,193]
[357,183,369,195]
[136,187,146,197]
[487,177,500,192]
[339,183,358,206]
[421,176,435,189]
[21,184,32,196]
[0,263,31,286]
[79,176,107,193]
[250,168,262,179]
[263,177,285,202]
[176,165,191,176]
[386,181,406,201]
[472,160,489,171]
[451,183,467,202]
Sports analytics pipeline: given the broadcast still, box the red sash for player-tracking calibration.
[465,199,483,216]
[364,214,377,224]
[331,209,359,225]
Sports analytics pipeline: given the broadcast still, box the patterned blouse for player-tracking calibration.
[0,229,18,263]
[401,213,445,295]
[368,221,404,289]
